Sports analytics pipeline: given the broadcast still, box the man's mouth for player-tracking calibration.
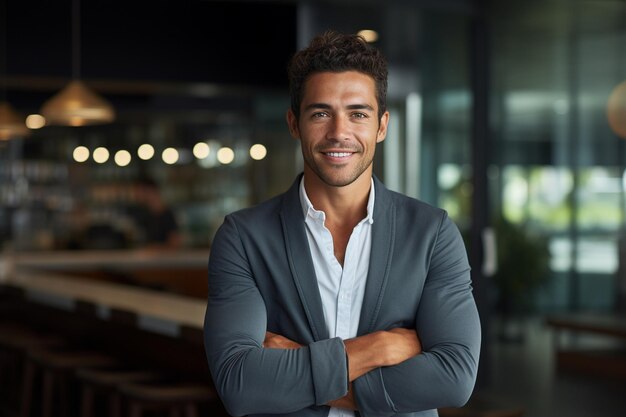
[324,152,353,158]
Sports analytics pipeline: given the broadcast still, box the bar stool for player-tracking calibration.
[117,381,217,417]
[0,323,66,415]
[20,348,118,417]
[76,368,160,417]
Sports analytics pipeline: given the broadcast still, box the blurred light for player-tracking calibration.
[0,102,29,140]
[553,99,568,115]
[357,29,379,43]
[40,80,115,126]
[137,143,155,160]
[217,147,235,165]
[249,144,267,161]
[73,146,90,163]
[25,114,46,129]
[115,150,132,167]
[608,81,626,139]
[93,147,110,164]
[197,140,221,169]
[162,147,179,165]
[437,164,461,190]
[193,142,210,159]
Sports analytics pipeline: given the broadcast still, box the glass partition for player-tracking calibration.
[491,0,626,312]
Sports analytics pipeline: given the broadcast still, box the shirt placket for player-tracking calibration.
[335,224,363,340]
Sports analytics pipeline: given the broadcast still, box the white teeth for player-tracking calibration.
[326,152,351,157]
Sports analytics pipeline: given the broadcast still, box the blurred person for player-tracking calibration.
[133,177,182,250]
[204,31,481,417]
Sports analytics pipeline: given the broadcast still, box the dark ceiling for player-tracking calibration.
[3,1,297,91]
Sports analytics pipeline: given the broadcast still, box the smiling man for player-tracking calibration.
[204,31,481,417]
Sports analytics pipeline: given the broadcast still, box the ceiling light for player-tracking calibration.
[162,147,179,165]
[217,147,235,165]
[40,0,115,126]
[249,144,267,160]
[25,114,46,129]
[193,142,210,159]
[0,102,29,140]
[137,143,155,160]
[608,81,626,139]
[357,29,379,43]
[115,150,131,167]
[41,80,115,126]
[93,147,109,164]
[73,145,90,162]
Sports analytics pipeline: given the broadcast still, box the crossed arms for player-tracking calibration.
[264,328,422,410]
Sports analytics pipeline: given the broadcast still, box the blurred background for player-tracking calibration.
[1,0,626,416]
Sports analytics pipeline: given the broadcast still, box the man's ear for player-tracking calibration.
[376,111,390,143]
[286,109,300,140]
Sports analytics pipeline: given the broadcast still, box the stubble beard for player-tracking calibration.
[304,148,374,188]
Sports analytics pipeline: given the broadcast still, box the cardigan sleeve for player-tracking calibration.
[203,215,348,417]
[353,213,481,416]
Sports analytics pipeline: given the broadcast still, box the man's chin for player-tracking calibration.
[304,160,372,189]
[317,171,367,188]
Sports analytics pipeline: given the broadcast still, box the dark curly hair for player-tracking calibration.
[287,30,388,120]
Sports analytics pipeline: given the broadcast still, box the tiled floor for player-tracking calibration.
[478,316,626,417]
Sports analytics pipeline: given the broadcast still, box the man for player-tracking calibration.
[133,177,182,250]
[204,31,481,417]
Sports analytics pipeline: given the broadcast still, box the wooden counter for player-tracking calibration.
[11,249,211,298]
[12,249,210,271]
[3,266,206,338]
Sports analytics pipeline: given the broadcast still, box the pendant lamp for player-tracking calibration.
[0,101,29,141]
[41,80,114,126]
[608,81,626,139]
[0,1,28,140]
[40,0,115,126]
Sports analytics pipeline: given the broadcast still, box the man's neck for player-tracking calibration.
[303,171,372,230]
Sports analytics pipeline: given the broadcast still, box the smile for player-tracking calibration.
[324,152,353,158]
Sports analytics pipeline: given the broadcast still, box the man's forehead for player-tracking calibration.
[302,71,377,99]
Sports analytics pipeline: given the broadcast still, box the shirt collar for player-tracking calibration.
[299,177,375,225]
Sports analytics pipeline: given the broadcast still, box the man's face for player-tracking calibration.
[287,71,389,188]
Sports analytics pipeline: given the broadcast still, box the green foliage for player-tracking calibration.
[493,217,551,313]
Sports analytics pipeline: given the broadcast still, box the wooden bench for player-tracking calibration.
[546,313,626,379]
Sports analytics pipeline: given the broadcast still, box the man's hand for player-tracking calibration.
[344,328,422,381]
[264,331,302,349]
[327,383,357,410]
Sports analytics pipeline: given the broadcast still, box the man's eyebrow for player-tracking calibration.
[303,103,375,111]
[346,104,375,111]
[303,103,332,111]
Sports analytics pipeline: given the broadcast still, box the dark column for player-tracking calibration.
[469,3,492,389]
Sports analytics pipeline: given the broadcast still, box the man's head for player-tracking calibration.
[288,30,388,121]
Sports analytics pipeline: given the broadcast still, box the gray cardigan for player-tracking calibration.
[204,175,481,417]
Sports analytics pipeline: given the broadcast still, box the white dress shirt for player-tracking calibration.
[299,178,374,417]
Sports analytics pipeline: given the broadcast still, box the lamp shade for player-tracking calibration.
[0,101,29,140]
[608,81,626,139]
[41,80,115,126]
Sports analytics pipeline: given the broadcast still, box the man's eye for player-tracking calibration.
[312,112,329,118]
[352,112,368,119]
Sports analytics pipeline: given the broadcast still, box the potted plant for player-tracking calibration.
[493,217,550,342]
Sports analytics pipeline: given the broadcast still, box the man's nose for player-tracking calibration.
[326,116,350,141]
